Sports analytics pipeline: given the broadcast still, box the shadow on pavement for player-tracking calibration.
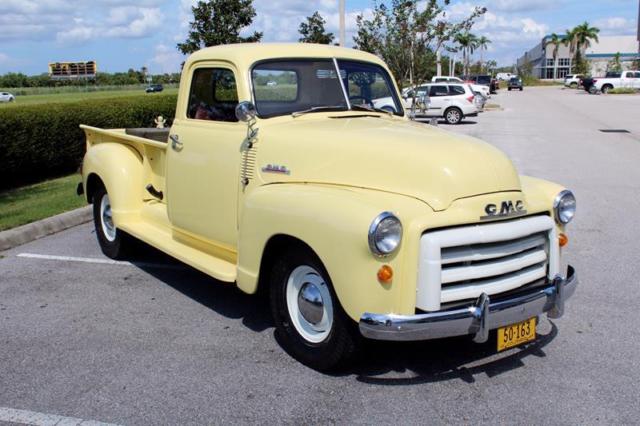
[347,323,556,385]
[125,240,273,334]
[124,238,557,383]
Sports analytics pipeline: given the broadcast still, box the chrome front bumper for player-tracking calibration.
[359,266,577,342]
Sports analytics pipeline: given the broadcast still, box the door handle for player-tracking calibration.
[169,134,183,151]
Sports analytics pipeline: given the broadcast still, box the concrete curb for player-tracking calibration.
[0,206,93,251]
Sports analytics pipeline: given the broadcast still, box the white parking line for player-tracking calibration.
[0,406,121,426]
[17,253,186,270]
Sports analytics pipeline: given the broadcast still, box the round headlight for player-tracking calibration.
[554,190,576,224]
[368,212,403,256]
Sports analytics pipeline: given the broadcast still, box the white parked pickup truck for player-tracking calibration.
[593,70,640,93]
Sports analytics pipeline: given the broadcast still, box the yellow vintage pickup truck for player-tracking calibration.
[80,44,577,371]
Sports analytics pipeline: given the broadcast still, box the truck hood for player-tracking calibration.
[256,116,521,211]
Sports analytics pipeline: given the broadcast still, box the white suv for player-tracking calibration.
[403,83,478,124]
[563,74,584,88]
[431,76,490,98]
[0,92,15,102]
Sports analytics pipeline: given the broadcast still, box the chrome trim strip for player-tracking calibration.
[333,57,352,110]
[359,265,576,342]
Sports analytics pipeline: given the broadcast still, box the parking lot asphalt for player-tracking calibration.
[1,86,639,425]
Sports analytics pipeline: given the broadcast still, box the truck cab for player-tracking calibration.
[80,44,577,371]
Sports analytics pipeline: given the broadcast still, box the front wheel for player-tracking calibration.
[444,107,462,125]
[269,248,359,371]
[93,185,130,259]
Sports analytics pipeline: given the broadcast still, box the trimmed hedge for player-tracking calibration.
[0,94,177,189]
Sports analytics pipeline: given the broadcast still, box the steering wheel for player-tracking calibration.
[348,95,372,106]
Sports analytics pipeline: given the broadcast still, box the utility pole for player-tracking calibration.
[339,0,346,47]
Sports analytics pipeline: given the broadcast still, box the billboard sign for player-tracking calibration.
[48,61,97,80]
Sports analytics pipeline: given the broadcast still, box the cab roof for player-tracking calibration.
[184,43,386,71]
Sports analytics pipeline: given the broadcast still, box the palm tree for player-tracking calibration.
[454,32,479,76]
[567,23,600,74]
[546,33,563,79]
[573,21,600,49]
[562,28,577,73]
[476,36,491,72]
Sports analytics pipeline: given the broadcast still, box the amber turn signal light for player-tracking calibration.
[377,265,393,283]
[558,233,569,247]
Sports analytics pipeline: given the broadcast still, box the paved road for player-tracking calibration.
[1,87,639,425]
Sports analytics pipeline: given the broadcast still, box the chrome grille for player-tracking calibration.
[417,216,558,312]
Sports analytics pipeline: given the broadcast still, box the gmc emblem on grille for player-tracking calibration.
[481,200,527,220]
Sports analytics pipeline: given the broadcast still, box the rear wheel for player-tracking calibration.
[269,248,359,371]
[93,185,130,259]
[444,107,462,125]
[601,84,613,94]
[570,82,577,88]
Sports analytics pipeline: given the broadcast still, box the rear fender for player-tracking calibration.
[82,143,143,224]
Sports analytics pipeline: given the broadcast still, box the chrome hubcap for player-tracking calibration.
[100,194,116,242]
[298,283,324,325]
[286,265,333,343]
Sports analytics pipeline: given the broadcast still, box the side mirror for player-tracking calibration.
[235,101,257,122]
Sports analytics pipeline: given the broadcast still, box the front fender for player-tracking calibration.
[236,183,431,322]
[82,142,143,224]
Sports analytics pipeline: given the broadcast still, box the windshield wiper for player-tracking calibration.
[350,104,393,116]
[291,105,347,118]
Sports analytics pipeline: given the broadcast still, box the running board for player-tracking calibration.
[118,219,237,283]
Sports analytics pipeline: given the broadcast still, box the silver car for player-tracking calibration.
[0,92,15,102]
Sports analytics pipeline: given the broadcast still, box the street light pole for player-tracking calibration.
[339,0,346,47]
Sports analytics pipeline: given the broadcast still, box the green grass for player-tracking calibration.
[0,87,179,107]
[608,87,638,95]
[520,77,563,87]
[0,174,86,231]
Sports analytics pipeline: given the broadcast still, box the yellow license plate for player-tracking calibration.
[497,317,536,351]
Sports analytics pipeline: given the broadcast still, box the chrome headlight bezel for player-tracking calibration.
[553,190,576,225]
[368,212,403,256]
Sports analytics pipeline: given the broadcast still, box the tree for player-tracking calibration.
[546,33,563,79]
[353,0,486,88]
[454,32,479,76]
[608,52,622,72]
[475,35,491,71]
[298,11,335,44]
[565,22,599,75]
[177,0,262,55]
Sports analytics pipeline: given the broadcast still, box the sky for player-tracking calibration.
[0,0,637,75]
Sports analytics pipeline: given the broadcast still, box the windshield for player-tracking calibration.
[251,59,403,118]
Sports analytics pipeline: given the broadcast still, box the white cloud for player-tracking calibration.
[150,43,183,73]
[595,17,636,36]
[105,8,163,38]
[0,52,10,64]
[489,0,556,13]
[0,1,165,43]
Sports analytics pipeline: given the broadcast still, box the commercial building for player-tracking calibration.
[516,35,640,79]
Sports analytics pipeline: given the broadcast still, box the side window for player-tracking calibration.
[635,72,640,78]
[187,68,239,122]
[430,85,449,97]
[434,78,447,82]
[449,85,465,95]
